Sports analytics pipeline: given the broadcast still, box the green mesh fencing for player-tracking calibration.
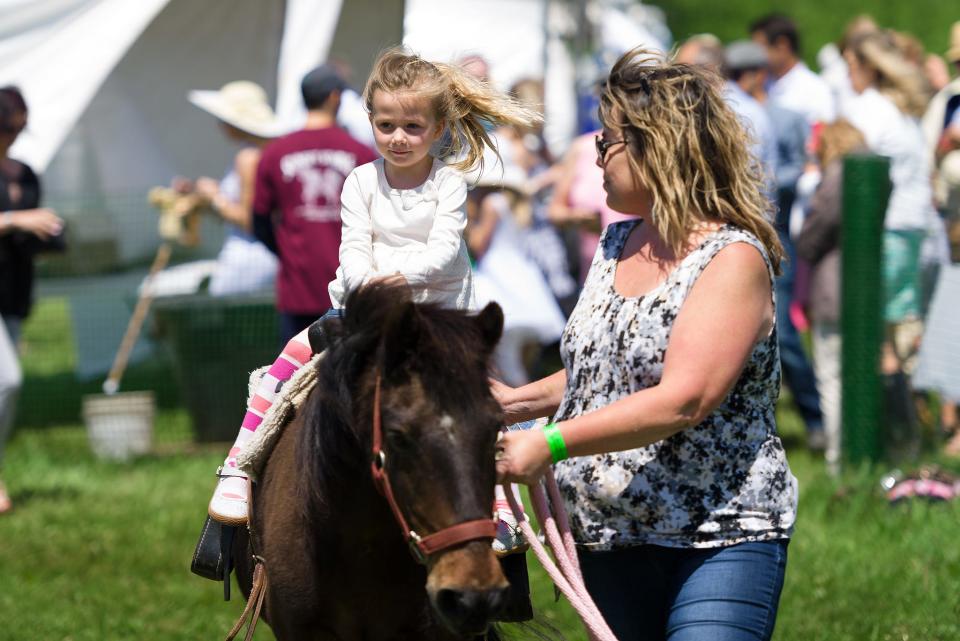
[841,154,891,465]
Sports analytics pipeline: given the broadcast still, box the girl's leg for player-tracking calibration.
[665,540,788,641]
[208,326,313,524]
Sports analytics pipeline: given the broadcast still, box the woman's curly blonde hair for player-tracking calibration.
[599,48,784,272]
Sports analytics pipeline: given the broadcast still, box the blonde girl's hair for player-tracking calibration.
[848,31,931,117]
[363,47,542,172]
[817,119,867,167]
[599,48,784,272]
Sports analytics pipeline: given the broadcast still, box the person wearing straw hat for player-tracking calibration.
[184,80,283,296]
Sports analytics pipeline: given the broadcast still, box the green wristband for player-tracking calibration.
[542,422,569,463]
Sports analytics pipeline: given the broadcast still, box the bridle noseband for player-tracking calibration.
[370,374,497,564]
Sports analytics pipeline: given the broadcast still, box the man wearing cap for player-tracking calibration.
[751,13,836,128]
[253,65,377,343]
[726,39,827,453]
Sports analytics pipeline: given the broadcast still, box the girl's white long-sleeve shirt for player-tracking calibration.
[328,158,476,310]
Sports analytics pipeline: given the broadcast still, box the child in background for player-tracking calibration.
[208,48,540,556]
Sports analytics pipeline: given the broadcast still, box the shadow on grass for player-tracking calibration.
[18,360,182,429]
[10,486,82,506]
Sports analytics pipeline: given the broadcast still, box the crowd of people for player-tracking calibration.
[3,10,960,639]
[164,17,960,479]
[669,16,960,473]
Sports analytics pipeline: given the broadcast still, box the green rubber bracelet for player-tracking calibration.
[542,422,569,463]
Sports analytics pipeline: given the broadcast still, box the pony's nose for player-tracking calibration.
[434,586,508,633]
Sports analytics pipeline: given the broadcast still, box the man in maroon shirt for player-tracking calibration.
[253,65,377,343]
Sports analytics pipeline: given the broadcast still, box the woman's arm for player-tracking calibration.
[466,193,502,260]
[496,242,774,484]
[0,208,63,239]
[796,162,842,265]
[546,139,601,231]
[492,368,568,424]
[195,149,261,231]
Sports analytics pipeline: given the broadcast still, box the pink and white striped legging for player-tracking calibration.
[223,327,312,473]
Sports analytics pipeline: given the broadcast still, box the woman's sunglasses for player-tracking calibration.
[595,135,626,163]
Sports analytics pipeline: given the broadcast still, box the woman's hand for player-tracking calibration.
[170,176,194,194]
[194,177,220,202]
[489,377,514,409]
[10,208,63,240]
[496,428,552,485]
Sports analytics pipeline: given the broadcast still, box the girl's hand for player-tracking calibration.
[371,272,409,288]
[496,429,552,485]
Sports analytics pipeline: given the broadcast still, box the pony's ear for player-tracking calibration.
[474,302,503,355]
[382,301,421,376]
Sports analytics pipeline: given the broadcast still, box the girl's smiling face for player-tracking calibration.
[369,89,444,173]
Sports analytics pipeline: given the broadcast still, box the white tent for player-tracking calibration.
[0,0,666,265]
[0,0,401,263]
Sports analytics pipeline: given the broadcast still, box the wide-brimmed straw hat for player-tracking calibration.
[188,81,284,139]
[947,22,960,63]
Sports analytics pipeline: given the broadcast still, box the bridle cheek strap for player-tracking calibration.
[371,374,496,563]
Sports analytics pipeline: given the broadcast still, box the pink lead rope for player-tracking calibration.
[502,471,619,641]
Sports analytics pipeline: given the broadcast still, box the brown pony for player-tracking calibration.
[233,283,510,640]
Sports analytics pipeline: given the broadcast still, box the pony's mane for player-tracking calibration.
[295,283,495,532]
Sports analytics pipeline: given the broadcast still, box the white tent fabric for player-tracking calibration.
[403,0,577,157]
[0,0,171,173]
[41,0,289,262]
[274,0,344,130]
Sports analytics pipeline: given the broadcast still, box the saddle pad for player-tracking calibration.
[236,352,325,478]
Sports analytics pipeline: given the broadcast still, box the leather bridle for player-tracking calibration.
[370,373,497,564]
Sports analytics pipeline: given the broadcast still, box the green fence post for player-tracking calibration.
[841,153,891,465]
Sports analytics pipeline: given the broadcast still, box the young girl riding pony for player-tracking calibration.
[208,48,540,555]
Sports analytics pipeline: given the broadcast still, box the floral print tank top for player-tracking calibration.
[553,220,797,550]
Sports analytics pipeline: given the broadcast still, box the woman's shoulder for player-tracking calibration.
[1,157,36,183]
[234,147,261,174]
[701,225,773,274]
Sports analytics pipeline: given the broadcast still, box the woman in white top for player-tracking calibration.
[208,48,540,557]
[841,31,937,372]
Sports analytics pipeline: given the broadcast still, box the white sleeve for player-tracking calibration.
[399,170,468,285]
[338,169,376,292]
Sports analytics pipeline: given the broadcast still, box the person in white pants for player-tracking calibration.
[0,317,22,513]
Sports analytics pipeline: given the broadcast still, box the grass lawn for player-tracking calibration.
[2,301,960,640]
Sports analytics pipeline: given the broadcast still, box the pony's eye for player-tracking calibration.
[385,427,416,452]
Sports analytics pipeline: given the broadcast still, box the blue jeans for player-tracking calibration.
[776,230,824,435]
[579,539,789,641]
